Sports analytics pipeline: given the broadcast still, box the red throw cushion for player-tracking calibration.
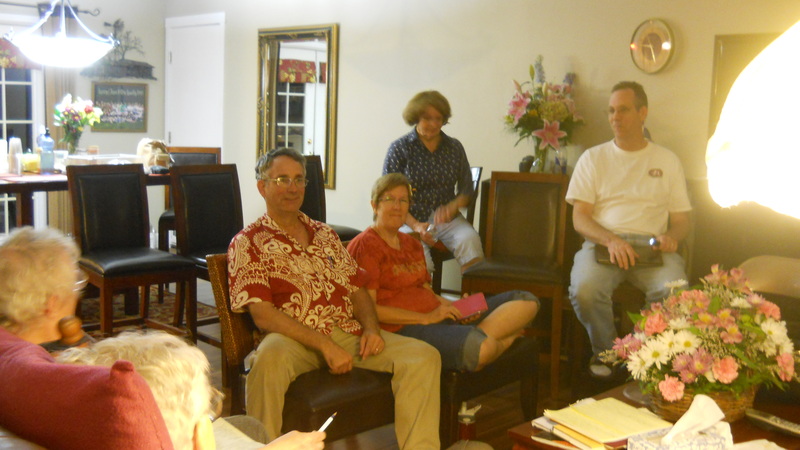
[0,329,173,449]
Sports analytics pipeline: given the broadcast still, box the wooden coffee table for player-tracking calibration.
[509,383,800,449]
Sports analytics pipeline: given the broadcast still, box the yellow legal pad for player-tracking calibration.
[543,398,672,444]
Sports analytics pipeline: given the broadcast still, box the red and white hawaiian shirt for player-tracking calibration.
[228,212,366,337]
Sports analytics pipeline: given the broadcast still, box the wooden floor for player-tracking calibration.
[194,280,626,449]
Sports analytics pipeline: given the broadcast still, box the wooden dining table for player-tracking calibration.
[0,172,170,227]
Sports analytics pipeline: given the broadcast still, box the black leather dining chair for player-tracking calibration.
[67,164,197,340]
[171,163,243,348]
[156,147,221,303]
[157,147,221,254]
[301,155,361,244]
[462,171,569,401]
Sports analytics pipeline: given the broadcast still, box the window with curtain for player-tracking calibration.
[0,19,46,234]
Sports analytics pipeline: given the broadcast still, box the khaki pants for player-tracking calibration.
[246,327,442,449]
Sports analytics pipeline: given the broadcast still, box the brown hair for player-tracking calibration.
[612,81,648,109]
[402,90,451,126]
[371,173,412,220]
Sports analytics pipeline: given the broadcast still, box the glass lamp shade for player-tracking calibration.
[706,20,800,220]
[3,0,116,68]
[10,33,113,68]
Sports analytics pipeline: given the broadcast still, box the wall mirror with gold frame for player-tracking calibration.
[257,24,339,188]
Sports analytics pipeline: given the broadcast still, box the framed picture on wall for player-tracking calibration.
[91,82,148,132]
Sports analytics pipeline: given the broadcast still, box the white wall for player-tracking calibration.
[160,0,800,231]
[74,0,166,154]
[8,0,797,231]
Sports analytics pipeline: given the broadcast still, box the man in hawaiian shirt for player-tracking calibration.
[228,148,441,449]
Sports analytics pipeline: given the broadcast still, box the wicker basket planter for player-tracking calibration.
[645,385,758,423]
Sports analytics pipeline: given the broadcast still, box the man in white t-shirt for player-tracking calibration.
[566,81,692,379]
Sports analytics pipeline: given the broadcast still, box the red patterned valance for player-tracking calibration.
[0,38,41,70]
[279,59,325,84]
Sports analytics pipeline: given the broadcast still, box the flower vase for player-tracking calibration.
[645,385,758,422]
[529,139,548,173]
[65,132,83,155]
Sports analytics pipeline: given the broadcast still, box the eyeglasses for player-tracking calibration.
[263,176,309,188]
[74,270,88,293]
[378,196,411,206]
[208,387,225,422]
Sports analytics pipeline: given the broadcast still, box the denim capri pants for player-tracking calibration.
[397,290,538,371]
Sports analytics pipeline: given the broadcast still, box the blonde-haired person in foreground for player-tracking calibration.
[0,226,83,346]
[57,331,324,450]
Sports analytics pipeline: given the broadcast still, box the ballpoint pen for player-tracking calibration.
[318,412,337,432]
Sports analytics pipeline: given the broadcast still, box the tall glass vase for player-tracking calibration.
[66,132,82,155]
[529,138,548,173]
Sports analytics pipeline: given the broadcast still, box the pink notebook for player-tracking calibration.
[453,292,488,319]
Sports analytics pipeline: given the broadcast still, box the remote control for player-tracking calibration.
[745,408,800,438]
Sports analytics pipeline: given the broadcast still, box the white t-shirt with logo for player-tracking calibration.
[566,140,692,237]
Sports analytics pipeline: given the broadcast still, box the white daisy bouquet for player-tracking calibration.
[600,265,799,402]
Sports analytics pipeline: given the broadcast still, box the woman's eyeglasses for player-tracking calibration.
[378,196,411,206]
[208,387,225,422]
[74,270,89,293]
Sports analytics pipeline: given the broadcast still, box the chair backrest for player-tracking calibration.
[67,164,149,253]
[300,155,326,222]
[164,147,221,208]
[206,253,256,372]
[171,164,244,260]
[166,146,221,166]
[465,166,483,225]
[483,172,568,269]
[739,255,800,298]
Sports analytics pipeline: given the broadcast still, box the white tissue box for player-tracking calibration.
[627,428,726,450]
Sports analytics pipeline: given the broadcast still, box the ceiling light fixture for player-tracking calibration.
[3,0,117,68]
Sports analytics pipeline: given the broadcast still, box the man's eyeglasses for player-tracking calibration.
[378,196,411,206]
[263,177,309,188]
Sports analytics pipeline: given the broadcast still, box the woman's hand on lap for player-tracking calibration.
[426,304,461,324]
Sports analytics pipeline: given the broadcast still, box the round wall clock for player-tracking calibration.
[630,19,674,74]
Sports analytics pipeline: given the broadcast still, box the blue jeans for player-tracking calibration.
[401,212,484,272]
[569,240,687,357]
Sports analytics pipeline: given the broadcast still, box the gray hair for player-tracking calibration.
[0,227,79,327]
[57,331,212,450]
[255,147,306,180]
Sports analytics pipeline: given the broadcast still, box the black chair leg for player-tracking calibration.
[440,397,459,447]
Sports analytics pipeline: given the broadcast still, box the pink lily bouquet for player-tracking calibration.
[504,55,583,171]
[600,265,799,403]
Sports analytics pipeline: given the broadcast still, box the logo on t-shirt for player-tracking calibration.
[648,168,663,177]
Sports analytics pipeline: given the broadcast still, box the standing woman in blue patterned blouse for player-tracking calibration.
[383,90,484,273]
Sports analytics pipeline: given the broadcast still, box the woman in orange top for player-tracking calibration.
[347,173,539,371]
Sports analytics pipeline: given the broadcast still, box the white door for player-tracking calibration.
[164,13,225,148]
